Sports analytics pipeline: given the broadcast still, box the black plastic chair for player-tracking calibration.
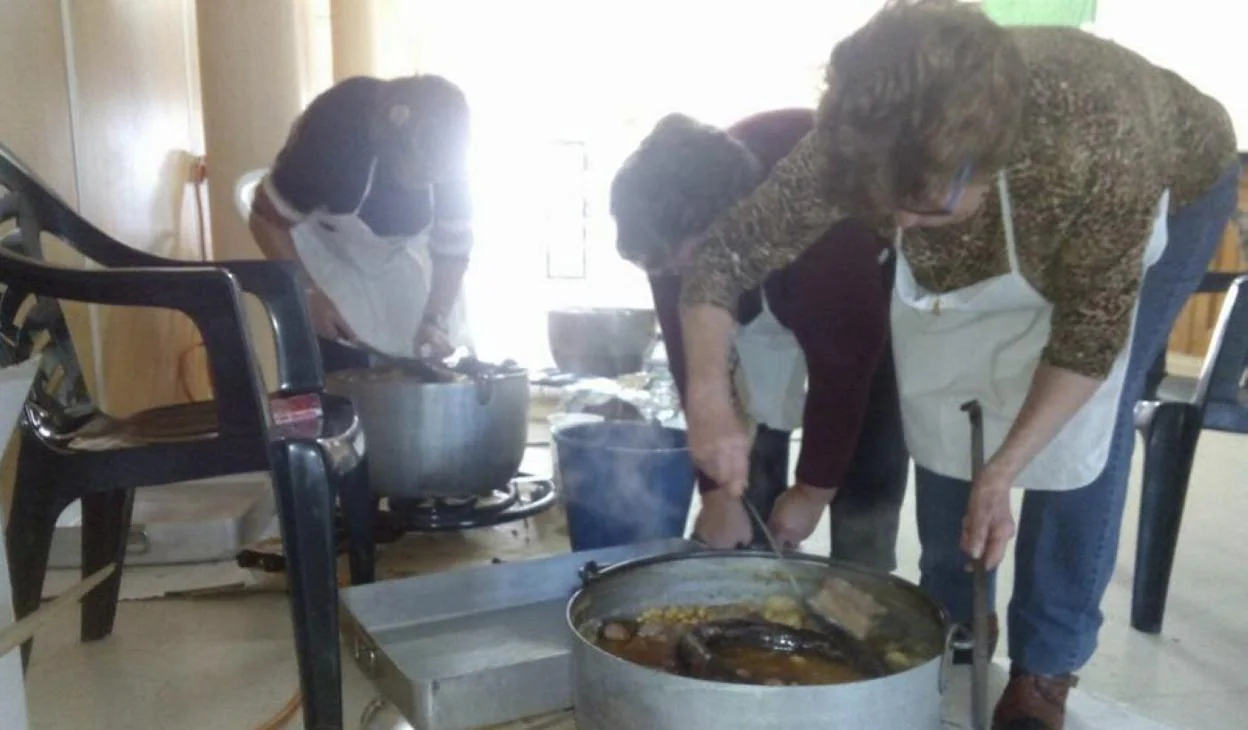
[0,143,365,730]
[1132,273,1248,634]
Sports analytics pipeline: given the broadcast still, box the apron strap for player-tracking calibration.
[996,172,1021,273]
[353,158,379,216]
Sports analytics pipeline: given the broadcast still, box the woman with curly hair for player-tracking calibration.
[675,2,1238,727]
[610,110,908,570]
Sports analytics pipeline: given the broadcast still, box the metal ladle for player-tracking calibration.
[741,498,804,597]
[740,499,850,638]
[340,339,458,383]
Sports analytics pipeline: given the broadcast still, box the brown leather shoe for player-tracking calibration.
[992,665,1078,730]
[951,613,999,665]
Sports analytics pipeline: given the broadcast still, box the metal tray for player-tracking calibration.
[340,538,696,730]
[49,474,274,568]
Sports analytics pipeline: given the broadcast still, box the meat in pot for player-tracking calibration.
[589,596,923,687]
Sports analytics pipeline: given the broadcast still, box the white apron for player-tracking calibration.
[890,173,1170,490]
[734,290,808,432]
[288,160,472,358]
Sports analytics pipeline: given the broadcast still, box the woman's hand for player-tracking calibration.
[960,364,1102,569]
[768,484,837,549]
[685,383,751,498]
[414,319,454,358]
[961,463,1016,569]
[691,490,754,549]
[307,288,356,342]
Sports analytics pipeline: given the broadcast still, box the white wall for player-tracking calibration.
[380,0,889,366]
[365,1,1246,368]
[1094,2,1248,144]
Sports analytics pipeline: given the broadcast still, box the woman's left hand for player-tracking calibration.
[769,484,838,549]
[961,464,1016,569]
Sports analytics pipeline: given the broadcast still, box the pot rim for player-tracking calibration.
[565,548,953,689]
[325,365,531,387]
[551,420,689,455]
[547,307,657,316]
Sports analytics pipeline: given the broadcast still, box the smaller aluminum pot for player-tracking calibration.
[567,551,954,730]
[547,307,657,377]
[326,361,530,498]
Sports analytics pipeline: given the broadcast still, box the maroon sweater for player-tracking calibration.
[649,109,893,493]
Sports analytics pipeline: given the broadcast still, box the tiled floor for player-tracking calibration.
[17,427,1248,729]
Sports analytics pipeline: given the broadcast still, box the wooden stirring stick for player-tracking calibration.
[0,562,117,656]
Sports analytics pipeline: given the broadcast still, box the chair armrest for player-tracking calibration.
[0,249,270,439]
[208,259,323,394]
[69,248,324,394]
[1196,271,1248,294]
[1194,275,1248,408]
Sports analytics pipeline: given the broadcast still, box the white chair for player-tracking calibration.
[234,168,268,222]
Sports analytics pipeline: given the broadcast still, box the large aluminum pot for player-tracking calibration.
[326,361,530,498]
[567,551,952,730]
[548,307,657,377]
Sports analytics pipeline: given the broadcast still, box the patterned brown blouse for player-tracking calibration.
[679,27,1238,379]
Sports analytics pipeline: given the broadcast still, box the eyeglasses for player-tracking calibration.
[899,162,974,217]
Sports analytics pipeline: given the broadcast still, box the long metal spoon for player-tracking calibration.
[741,498,803,597]
[740,498,848,636]
[961,399,991,730]
[339,338,456,382]
[739,496,889,678]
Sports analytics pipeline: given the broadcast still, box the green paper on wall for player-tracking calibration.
[980,0,1097,27]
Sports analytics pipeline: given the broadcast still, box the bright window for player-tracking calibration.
[377,0,888,365]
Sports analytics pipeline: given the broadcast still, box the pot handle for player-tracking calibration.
[474,374,493,405]
[938,623,967,694]
[578,560,605,587]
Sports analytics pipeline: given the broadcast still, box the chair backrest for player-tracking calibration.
[1194,275,1248,410]
[3,143,325,401]
[0,157,96,424]
[0,143,272,442]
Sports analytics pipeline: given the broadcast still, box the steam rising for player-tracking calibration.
[556,422,696,547]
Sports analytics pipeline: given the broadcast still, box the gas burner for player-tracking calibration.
[384,474,557,532]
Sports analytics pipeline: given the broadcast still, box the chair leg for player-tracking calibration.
[270,440,343,730]
[338,460,377,585]
[1131,403,1200,634]
[5,434,71,668]
[80,488,135,642]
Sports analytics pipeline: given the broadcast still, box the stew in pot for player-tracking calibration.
[589,594,927,687]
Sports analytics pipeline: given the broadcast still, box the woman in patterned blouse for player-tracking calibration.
[674,1,1238,728]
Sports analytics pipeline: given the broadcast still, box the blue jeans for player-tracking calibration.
[915,168,1240,676]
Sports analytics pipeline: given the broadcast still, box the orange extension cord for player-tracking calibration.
[253,691,302,730]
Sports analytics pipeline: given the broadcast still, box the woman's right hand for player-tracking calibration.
[686,383,751,498]
[307,287,357,342]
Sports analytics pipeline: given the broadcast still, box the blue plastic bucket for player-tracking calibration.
[554,421,695,551]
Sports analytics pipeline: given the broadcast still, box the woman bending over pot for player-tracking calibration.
[675,2,1237,727]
